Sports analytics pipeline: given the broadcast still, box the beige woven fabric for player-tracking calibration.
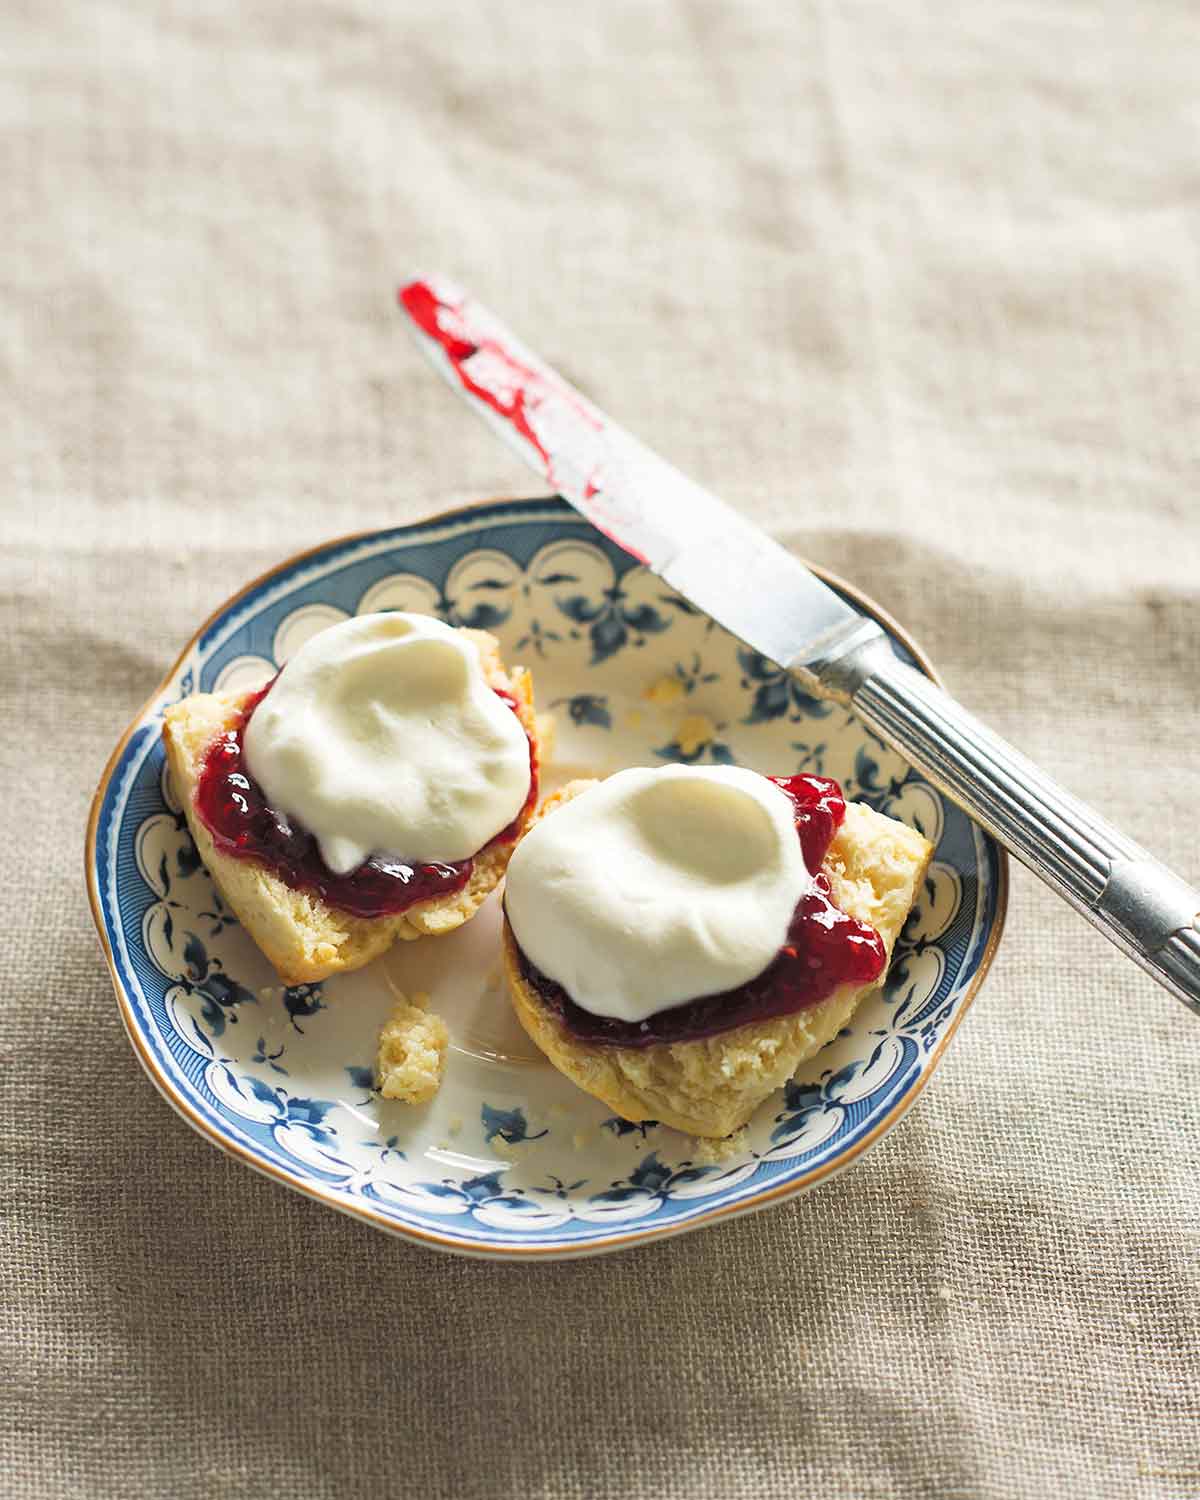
[3,2,1199,1496]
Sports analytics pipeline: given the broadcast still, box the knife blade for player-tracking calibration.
[398,275,1200,1017]
[397,276,869,676]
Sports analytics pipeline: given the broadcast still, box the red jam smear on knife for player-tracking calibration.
[397,280,646,563]
[194,679,537,921]
[399,280,562,476]
[516,773,887,1047]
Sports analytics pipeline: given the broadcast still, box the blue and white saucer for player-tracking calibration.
[87,497,1007,1259]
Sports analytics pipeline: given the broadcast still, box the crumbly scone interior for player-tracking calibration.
[375,990,448,1104]
[503,780,934,1138]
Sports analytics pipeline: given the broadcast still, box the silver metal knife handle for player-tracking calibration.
[796,631,1200,1017]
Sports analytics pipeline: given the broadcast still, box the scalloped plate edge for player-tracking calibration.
[85,496,1009,1259]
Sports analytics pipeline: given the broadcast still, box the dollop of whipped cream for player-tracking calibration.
[242,612,531,875]
[504,765,814,1023]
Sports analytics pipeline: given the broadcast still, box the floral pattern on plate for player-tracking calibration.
[89,497,1006,1258]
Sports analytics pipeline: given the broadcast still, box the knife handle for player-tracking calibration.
[810,637,1200,1017]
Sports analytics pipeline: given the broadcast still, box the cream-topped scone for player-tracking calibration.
[502,767,933,1138]
[242,614,532,874]
[505,766,815,1022]
[164,614,539,984]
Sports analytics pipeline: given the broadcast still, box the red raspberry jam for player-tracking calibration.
[514,773,887,1047]
[193,679,537,920]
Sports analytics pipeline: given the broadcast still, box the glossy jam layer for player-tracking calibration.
[194,680,537,920]
[515,773,887,1047]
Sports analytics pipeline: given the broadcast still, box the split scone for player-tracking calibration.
[502,766,932,1138]
[164,612,539,985]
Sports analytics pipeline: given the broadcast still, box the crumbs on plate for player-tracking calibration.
[375,990,447,1105]
[691,1128,748,1164]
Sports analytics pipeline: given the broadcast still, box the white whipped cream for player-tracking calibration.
[242,612,531,874]
[504,765,813,1022]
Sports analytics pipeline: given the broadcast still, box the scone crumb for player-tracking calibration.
[691,1128,748,1164]
[375,990,448,1105]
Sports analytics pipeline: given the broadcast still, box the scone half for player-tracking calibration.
[502,781,933,1139]
[164,628,537,985]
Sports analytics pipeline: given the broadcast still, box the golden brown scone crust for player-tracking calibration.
[162,628,537,985]
[503,780,934,1138]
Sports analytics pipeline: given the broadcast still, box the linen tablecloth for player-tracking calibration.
[4,3,1199,1496]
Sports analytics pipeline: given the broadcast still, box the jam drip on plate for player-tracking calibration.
[194,680,537,921]
[516,773,887,1048]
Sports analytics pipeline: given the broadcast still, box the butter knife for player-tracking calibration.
[397,275,1200,1016]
